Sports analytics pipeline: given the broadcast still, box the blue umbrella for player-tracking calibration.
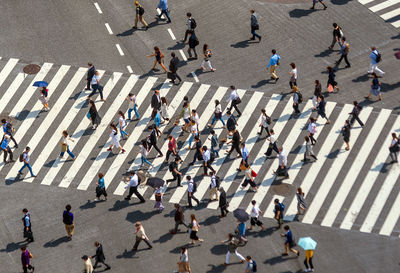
[298,237,317,250]
[33,81,48,87]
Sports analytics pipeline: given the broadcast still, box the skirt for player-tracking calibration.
[178,261,191,273]
[370,87,381,97]
[190,230,199,240]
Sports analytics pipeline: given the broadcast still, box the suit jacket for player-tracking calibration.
[151,94,161,110]
[93,244,106,262]
[87,66,95,81]
[149,129,157,144]
[219,190,227,207]
[169,57,179,72]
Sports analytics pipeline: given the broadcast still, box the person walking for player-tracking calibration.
[208,171,219,201]
[243,256,257,273]
[151,89,162,113]
[292,86,301,114]
[21,246,34,273]
[221,233,245,266]
[179,101,191,132]
[154,186,165,212]
[316,95,330,124]
[88,70,106,101]
[265,129,279,157]
[209,129,220,157]
[170,203,187,234]
[258,109,271,137]
[304,249,315,272]
[310,0,327,10]
[227,129,242,158]
[63,204,74,240]
[39,86,50,111]
[1,134,14,164]
[157,0,171,23]
[138,139,153,169]
[368,46,384,76]
[289,62,298,89]
[281,225,300,256]
[249,200,265,231]
[250,9,261,41]
[188,120,199,150]
[133,221,152,250]
[86,62,95,91]
[327,66,339,92]
[202,146,215,175]
[349,101,364,126]
[189,214,203,244]
[208,100,225,128]
[364,73,382,101]
[201,44,216,72]
[389,133,399,163]
[168,52,182,84]
[226,85,242,117]
[133,1,148,30]
[22,208,34,243]
[126,93,140,121]
[82,255,93,273]
[342,120,351,151]
[177,247,191,273]
[88,99,101,129]
[312,80,322,110]
[91,242,111,270]
[336,36,351,68]
[118,111,129,140]
[182,12,196,42]
[95,173,108,201]
[218,187,229,218]
[240,163,258,192]
[167,157,182,187]
[236,220,247,243]
[154,108,162,129]
[187,30,199,60]
[107,124,126,154]
[296,187,307,216]
[189,136,203,165]
[147,46,167,72]
[2,119,18,147]
[18,147,36,178]
[267,49,281,83]
[274,147,288,178]
[329,23,343,50]
[148,125,163,157]
[60,130,75,160]
[226,111,237,137]
[240,142,249,165]
[124,171,146,202]
[303,136,318,162]
[165,135,177,162]
[187,176,200,207]
[308,117,317,145]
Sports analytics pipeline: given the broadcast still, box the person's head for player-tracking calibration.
[184,96,189,102]
[371,46,376,51]
[148,125,154,131]
[161,96,167,104]
[372,72,378,79]
[290,62,296,69]
[154,46,160,52]
[210,129,215,135]
[155,89,160,95]
[135,1,139,6]
[278,147,283,153]
[246,256,252,262]
[192,109,197,115]
[274,198,280,205]
[392,132,397,139]
[261,109,266,115]
[174,203,180,209]
[194,136,199,142]
[219,186,224,192]
[341,36,346,42]
[130,170,136,176]
[250,9,255,14]
[203,44,208,51]
[98,173,104,179]
[191,120,196,126]
[180,247,187,254]
[135,221,141,227]
[89,99,96,108]
[284,225,290,231]
[309,117,315,123]
[315,79,320,85]
[319,94,324,101]
[297,187,303,195]
[62,130,68,137]
[1,119,6,124]
[88,62,93,67]
[227,110,231,116]
[94,70,99,76]
[25,147,30,152]
[251,200,256,205]
[214,99,220,106]
[168,134,173,140]
[209,170,215,176]
[271,49,276,54]
[170,52,176,58]
[228,233,234,240]
[186,175,191,181]
[141,139,147,147]
[304,135,310,142]
[66,204,72,211]
[190,214,196,221]
[203,146,208,151]
[345,119,350,126]
[292,86,299,92]
[21,246,26,252]
[230,85,236,91]
[270,128,274,134]
[327,66,333,73]
[118,110,125,118]
[241,142,245,148]
[186,12,192,18]
[333,23,338,28]
[175,156,180,162]
[110,123,117,131]
[353,101,358,106]
[82,255,88,261]
[94,241,100,247]
[22,208,28,214]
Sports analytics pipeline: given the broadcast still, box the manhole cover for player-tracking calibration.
[272,183,291,195]
[23,64,41,75]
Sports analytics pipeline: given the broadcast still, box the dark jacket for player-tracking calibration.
[21,250,30,266]
[89,106,101,125]
[151,94,161,110]
[232,131,240,145]
[317,99,326,114]
[188,33,198,49]
[149,129,158,144]
[219,190,227,207]
[93,244,106,262]
[169,57,179,72]
[226,116,236,131]
[87,66,95,81]
[174,206,184,222]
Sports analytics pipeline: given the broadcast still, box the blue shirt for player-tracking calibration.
[238,222,246,236]
[3,122,11,135]
[267,54,280,68]
[158,0,168,10]
[285,230,293,244]
[1,137,9,149]
[242,146,249,160]
[154,112,161,127]
[24,213,31,227]
[98,177,105,188]
[369,50,379,65]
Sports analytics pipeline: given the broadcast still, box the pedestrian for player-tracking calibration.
[189,214,203,244]
[187,30,199,60]
[274,147,289,178]
[237,142,249,172]
[202,146,215,175]
[281,225,300,256]
[138,139,153,169]
[188,120,199,150]
[329,23,343,50]
[327,66,339,92]
[304,249,315,272]
[240,163,258,192]
[88,70,106,102]
[182,12,196,42]
[267,49,281,83]
[151,89,162,112]
[292,86,301,114]
[243,256,257,273]
[389,133,399,163]
[170,204,188,234]
[148,125,163,157]
[167,157,182,187]
[289,62,298,89]
[124,171,146,202]
[154,186,165,212]
[165,135,177,162]
[60,130,76,160]
[249,200,265,231]
[1,119,18,147]
[21,246,34,273]
[91,242,111,270]
[208,100,225,128]
[200,44,215,72]
[160,97,169,122]
[349,101,364,126]
[265,129,279,157]
[126,93,140,121]
[218,187,229,218]
[88,99,101,129]
[82,255,93,273]
[336,36,351,68]
[209,129,220,157]
[269,200,281,234]
[226,129,242,158]
[236,220,247,243]
[316,95,331,124]
[157,0,171,23]
[132,221,152,250]
[168,52,182,84]
[18,147,36,178]
[209,171,219,201]
[118,111,129,139]
[250,9,261,41]
[86,62,95,91]
[187,176,200,207]
[258,108,271,137]
[179,101,191,132]
[177,247,191,273]
[39,86,50,111]
[368,46,384,76]
[1,134,14,164]
[303,136,317,162]
[22,208,34,243]
[107,123,126,154]
[95,173,108,201]
[226,111,237,137]
[364,73,382,101]
[312,80,322,110]
[133,1,148,30]
[308,117,317,145]
[296,187,307,216]
[188,136,203,165]
[310,0,327,10]
[221,233,245,266]
[342,120,351,151]
[226,85,242,117]
[147,46,167,72]
[154,109,162,129]
[63,204,74,240]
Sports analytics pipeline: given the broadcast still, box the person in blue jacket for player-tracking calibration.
[157,0,171,23]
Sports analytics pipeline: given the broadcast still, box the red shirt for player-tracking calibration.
[168,137,176,151]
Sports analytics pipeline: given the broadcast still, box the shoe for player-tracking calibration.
[250,37,255,40]
[326,120,331,124]
[240,260,245,263]
[297,251,300,257]
[258,36,261,42]
[211,68,216,72]
[275,77,279,83]
[94,198,99,201]
[310,7,315,9]
[200,66,205,71]
[140,200,146,203]
[32,175,37,178]
[324,5,327,10]
[223,263,228,266]
[282,253,289,256]
[345,65,351,68]
[107,148,112,151]
[189,162,194,166]
[158,154,163,157]
[145,26,149,31]
[304,269,311,273]
[132,248,137,251]
[105,267,111,271]
[124,197,131,200]
[133,26,138,29]
[121,149,126,154]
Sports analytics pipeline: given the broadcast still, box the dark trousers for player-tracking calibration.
[192,151,202,164]
[94,259,110,269]
[266,142,279,156]
[23,227,34,242]
[171,71,182,83]
[251,28,261,39]
[184,29,191,41]
[293,103,300,114]
[173,220,188,232]
[86,80,91,90]
[23,264,34,273]
[188,47,197,58]
[126,186,145,202]
[158,9,171,22]
[167,173,181,186]
[149,141,163,156]
[220,205,229,217]
[2,146,13,162]
[350,114,364,126]
[133,236,152,250]
[188,192,199,207]
[6,134,18,147]
[289,80,297,89]
[229,143,242,156]
[165,150,176,161]
[203,160,215,174]
[309,133,316,145]
[337,53,350,66]
[250,217,263,226]
[229,101,242,116]
[88,84,104,100]
[304,257,314,269]
[259,126,270,137]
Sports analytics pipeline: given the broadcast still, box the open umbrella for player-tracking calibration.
[33,81,48,87]
[233,208,249,222]
[298,237,317,250]
[146,177,165,188]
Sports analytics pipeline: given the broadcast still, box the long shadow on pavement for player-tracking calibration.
[264,255,298,265]
[43,236,70,248]
[289,9,315,18]
[0,241,26,253]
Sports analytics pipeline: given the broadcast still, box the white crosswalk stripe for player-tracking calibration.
[358,0,400,28]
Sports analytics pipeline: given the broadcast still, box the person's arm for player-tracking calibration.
[276,210,281,219]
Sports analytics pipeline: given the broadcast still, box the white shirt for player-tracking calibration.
[210,175,217,188]
[308,122,317,134]
[203,149,211,162]
[290,68,298,80]
[261,114,269,128]
[110,129,120,142]
[140,145,148,157]
[125,174,139,188]
[161,103,169,118]
[187,18,192,30]
[215,104,222,114]
[183,107,190,119]
[191,124,198,134]
[23,152,30,163]
[91,75,100,85]
[192,113,200,125]
[62,136,70,146]
[180,250,189,262]
[250,205,261,218]
[187,180,195,192]
[269,135,276,144]
[128,95,136,108]
[226,89,239,102]
[119,116,126,128]
[391,139,398,146]
[279,150,287,166]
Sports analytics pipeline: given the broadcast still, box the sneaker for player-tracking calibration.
[107,148,112,152]
[94,198,99,201]
[211,68,216,72]
[121,149,126,154]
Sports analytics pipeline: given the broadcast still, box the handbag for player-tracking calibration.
[327,84,334,93]
[95,186,103,195]
[61,143,68,153]
[251,169,258,177]
[253,24,259,30]
[86,112,91,119]
[234,97,242,104]
[155,194,162,202]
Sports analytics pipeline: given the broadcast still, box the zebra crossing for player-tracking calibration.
[0,58,400,238]
[359,0,400,28]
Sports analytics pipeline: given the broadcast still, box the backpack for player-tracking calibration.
[215,176,221,188]
[345,43,350,53]
[63,211,72,225]
[194,37,200,46]
[138,6,145,15]
[6,122,12,131]
[252,260,257,272]
[192,181,197,193]
[190,18,197,29]
[210,151,216,163]
[279,203,285,212]
[266,116,271,125]
[169,161,175,172]
[297,92,303,103]
[373,51,382,63]
[19,153,25,162]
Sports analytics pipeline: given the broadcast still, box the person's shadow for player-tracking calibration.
[230,40,258,48]
[289,9,315,18]
[0,241,26,253]
[43,236,70,248]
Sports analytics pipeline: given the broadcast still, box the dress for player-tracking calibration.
[110,129,120,147]
[370,78,381,96]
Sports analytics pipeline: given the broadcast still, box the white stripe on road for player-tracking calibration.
[380,190,400,236]
[127,66,133,74]
[208,93,282,210]
[263,195,285,218]
[340,116,400,230]
[391,20,400,28]
[381,7,400,20]
[167,28,176,40]
[370,0,399,12]
[321,109,392,227]
[179,50,188,62]
[0,58,18,88]
[94,2,103,14]
[105,23,113,35]
[0,73,25,114]
[358,0,374,4]
[116,44,125,56]
[302,107,373,224]
[191,72,199,83]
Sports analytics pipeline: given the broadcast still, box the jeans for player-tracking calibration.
[211,116,225,126]
[2,146,13,162]
[251,28,261,39]
[120,125,129,139]
[141,156,152,166]
[211,146,219,157]
[128,104,140,120]
[19,163,34,176]
[89,84,104,100]
[289,80,297,89]
[293,102,300,114]
[60,145,75,158]
[133,236,152,249]
[188,132,198,148]
[159,9,171,22]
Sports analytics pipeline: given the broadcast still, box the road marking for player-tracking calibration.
[381,7,400,20]
[179,50,187,61]
[380,190,400,236]
[0,73,25,114]
[167,28,176,40]
[0,58,18,88]
[127,65,133,73]
[116,44,125,56]
[105,23,113,35]
[263,195,285,218]
[358,0,374,4]
[191,72,199,82]
[321,109,392,227]
[94,2,103,14]
[370,0,399,12]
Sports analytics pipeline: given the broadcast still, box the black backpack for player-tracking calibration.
[19,153,25,162]
[252,260,257,272]
[138,6,145,15]
[190,18,197,29]
[194,37,200,46]
[297,92,303,104]
[63,212,72,225]
[192,181,197,193]
[215,176,221,188]
[374,51,382,63]
[6,122,12,131]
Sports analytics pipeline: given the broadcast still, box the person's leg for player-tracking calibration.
[174,72,182,82]
[128,108,133,120]
[235,250,246,261]
[232,102,242,116]
[188,134,194,148]
[210,116,217,126]
[126,187,134,199]
[188,193,193,207]
[374,65,384,75]
[177,174,182,186]
[86,80,91,90]
[206,60,213,70]
[309,257,314,269]
[152,142,163,156]
[133,187,145,202]
[166,150,172,161]
[270,65,277,79]
[143,238,153,248]
[143,156,152,166]
[344,55,350,67]
[133,104,140,119]
[134,15,139,28]
[164,9,171,22]
[355,115,364,126]
[187,47,192,58]
[304,258,309,269]
[67,146,75,158]
[9,134,18,147]
[220,117,225,126]
[329,36,336,49]
[192,194,200,205]
[184,29,189,42]
[289,81,293,89]
[201,60,206,69]
[192,47,198,58]
[336,54,344,65]
[251,28,256,39]
[88,84,98,97]
[140,16,148,28]
[26,164,35,176]
[225,251,231,264]
[133,237,140,250]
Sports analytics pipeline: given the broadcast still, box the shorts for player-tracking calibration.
[184,118,190,124]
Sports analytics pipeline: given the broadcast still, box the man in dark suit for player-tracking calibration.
[218,187,229,218]
[151,89,161,111]
[148,125,163,157]
[91,241,111,270]
[169,52,182,84]
[86,62,95,90]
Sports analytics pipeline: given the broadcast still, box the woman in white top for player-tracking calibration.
[139,139,152,168]
[60,130,75,159]
[258,109,271,137]
[208,99,225,128]
[107,123,126,154]
[126,93,140,120]
[161,96,169,121]
[240,163,258,192]
[177,247,191,273]
[153,186,165,212]
[88,70,106,102]
[307,117,317,145]
[200,44,216,72]
[189,214,203,244]
[188,120,198,149]
[118,111,129,140]
[389,132,399,163]
[39,87,50,111]
[191,109,200,131]
[179,101,191,132]
[289,62,298,89]
[249,200,265,230]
